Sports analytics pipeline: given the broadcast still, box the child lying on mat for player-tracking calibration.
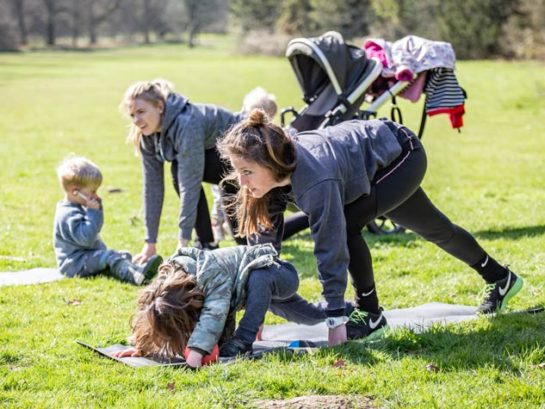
[53,156,162,285]
[113,244,353,368]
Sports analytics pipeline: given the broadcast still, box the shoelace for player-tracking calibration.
[348,309,369,324]
[479,283,496,301]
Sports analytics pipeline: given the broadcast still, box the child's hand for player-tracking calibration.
[112,347,141,358]
[184,349,203,368]
[85,196,101,210]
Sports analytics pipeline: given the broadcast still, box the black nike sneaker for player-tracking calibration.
[346,308,388,340]
[477,267,523,314]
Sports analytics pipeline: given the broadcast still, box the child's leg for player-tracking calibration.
[236,261,299,343]
[79,249,113,277]
[269,295,354,326]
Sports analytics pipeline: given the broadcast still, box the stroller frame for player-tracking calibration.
[281,32,422,234]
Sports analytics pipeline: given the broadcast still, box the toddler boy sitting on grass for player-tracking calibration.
[53,155,162,284]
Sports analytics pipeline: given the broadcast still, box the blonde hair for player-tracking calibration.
[242,87,277,120]
[56,155,102,192]
[130,262,204,358]
[119,78,174,150]
[217,109,296,237]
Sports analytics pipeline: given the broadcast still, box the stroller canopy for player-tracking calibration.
[286,31,372,104]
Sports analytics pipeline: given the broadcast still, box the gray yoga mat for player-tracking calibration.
[0,268,64,286]
[78,302,491,368]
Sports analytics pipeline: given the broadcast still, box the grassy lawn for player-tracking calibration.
[1,36,544,408]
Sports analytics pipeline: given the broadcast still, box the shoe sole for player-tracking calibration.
[349,325,389,342]
[499,275,524,312]
[142,256,163,283]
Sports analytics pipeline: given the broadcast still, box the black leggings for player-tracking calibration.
[344,136,486,305]
[171,148,309,247]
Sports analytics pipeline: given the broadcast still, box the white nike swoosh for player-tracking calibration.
[498,272,512,296]
[360,289,375,297]
[369,313,383,330]
[481,256,489,268]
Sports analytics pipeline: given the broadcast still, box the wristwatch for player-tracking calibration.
[325,316,348,329]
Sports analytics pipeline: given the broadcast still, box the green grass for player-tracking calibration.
[1,36,545,408]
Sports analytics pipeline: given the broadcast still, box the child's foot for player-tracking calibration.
[477,268,523,314]
[140,255,163,284]
[219,336,253,358]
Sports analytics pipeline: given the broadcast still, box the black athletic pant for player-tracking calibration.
[344,129,488,311]
[171,148,310,249]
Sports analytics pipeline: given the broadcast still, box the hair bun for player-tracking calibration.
[246,108,268,127]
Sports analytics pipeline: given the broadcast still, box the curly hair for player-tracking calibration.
[131,262,204,357]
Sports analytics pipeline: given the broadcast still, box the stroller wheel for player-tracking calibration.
[367,216,405,235]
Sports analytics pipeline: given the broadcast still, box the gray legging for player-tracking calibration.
[344,130,487,309]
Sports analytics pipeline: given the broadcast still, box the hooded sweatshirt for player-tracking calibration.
[289,119,407,314]
[169,244,279,354]
[53,200,106,276]
[140,93,244,242]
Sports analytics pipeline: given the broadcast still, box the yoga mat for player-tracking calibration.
[0,268,64,286]
[80,302,541,368]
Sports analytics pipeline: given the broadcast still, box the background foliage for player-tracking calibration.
[1,0,545,59]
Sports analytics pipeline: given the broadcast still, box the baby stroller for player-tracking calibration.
[281,31,466,235]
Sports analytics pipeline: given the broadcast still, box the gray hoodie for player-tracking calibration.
[140,93,243,242]
[52,200,106,276]
[289,119,405,313]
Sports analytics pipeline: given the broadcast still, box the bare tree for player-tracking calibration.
[184,0,225,47]
[70,0,82,47]
[11,0,28,45]
[86,0,122,45]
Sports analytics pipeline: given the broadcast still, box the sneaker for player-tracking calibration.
[346,308,388,341]
[141,255,163,284]
[219,336,253,358]
[477,268,523,314]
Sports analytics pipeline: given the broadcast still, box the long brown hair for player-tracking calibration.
[217,109,297,237]
[131,262,204,357]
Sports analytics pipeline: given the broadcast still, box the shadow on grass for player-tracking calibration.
[335,311,545,372]
[284,224,545,254]
[473,224,545,241]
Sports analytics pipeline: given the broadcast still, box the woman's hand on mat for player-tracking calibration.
[133,242,156,264]
[328,325,347,346]
[112,347,141,358]
[185,349,203,368]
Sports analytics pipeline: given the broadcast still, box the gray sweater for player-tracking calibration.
[140,93,243,242]
[290,119,403,313]
[52,200,106,276]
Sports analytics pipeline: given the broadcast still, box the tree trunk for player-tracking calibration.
[71,0,81,48]
[142,0,151,44]
[43,0,56,46]
[12,0,28,46]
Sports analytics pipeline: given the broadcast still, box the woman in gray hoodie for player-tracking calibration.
[218,109,523,346]
[120,79,307,264]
